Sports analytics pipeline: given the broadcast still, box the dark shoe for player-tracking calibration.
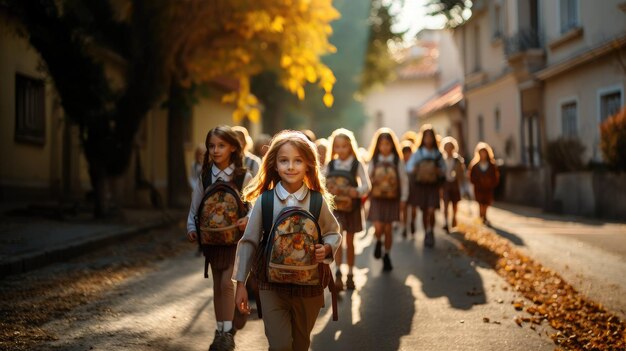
[424,230,435,248]
[335,271,344,291]
[374,240,382,259]
[442,225,449,234]
[383,254,393,271]
[221,330,236,351]
[402,228,407,239]
[410,222,416,235]
[208,330,222,351]
[346,274,356,290]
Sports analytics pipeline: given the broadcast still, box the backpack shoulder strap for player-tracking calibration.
[350,158,359,175]
[261,189,275,243]
[328,159,336,172]
[309,191,323,220]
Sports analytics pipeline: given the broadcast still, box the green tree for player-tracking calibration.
[425,0,472,28]
[359,0,404,94]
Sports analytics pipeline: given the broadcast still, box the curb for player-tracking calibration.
[0,216,176,279]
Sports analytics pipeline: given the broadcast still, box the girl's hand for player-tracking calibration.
[235,282,251,314]
[314,244,331,263]
[237,217,249,231]
[187,231,198,242]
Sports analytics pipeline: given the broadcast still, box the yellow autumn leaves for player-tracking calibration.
[178,0,339,123]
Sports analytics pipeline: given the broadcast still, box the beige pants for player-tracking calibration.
[259,290,324,351]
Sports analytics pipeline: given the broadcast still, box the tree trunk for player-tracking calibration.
[167,81,192,208]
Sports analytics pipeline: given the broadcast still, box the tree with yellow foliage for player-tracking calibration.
[2,0,340,213]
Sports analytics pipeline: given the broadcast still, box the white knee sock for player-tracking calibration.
[223,321,233,333]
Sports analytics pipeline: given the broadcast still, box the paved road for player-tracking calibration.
[39,220,558,350]
[458,201,626,320]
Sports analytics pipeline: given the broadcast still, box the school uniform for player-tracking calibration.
[232,182,341,351]
[469,162,500,206]
[442,155,465,204]
[367,154,409,222]
[186,163,252,271]
[406,147,445,209]
[324,156,371,233]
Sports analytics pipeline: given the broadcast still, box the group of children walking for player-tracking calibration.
[186,124,500,350]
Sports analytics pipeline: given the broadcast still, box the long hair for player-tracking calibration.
[201,125,245,181]
[326,128,361,164]
[440,136,460,159]
[243,130,334,208]
[416,124,440,151]
[469,142,496,169]
[368,127,402,164]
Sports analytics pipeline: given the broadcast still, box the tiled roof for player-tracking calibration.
[417,83,463,117]
[395,41,439,80]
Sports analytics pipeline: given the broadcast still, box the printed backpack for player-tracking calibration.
[255,189,338,321]
[414,149,444,185]
[326,159,359,212]
[370,156,400,200]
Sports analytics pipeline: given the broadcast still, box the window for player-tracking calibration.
[561,101,578,138]
[599,90,622,123]
[473,25,481,72]
[494,107,501,132]
[478,114,485,141]
[376,110,384,129]
[560,0,579,33]
[493,3,503,39]
[15,74,46,144]
[408,109,418,129]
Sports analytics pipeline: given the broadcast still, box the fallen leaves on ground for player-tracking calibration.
[0,223,189,351]
[456,222,626,351]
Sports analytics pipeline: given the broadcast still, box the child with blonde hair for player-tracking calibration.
[233,130,341,351]
[440,136,466,233]
[468,142,500,226]
[325,128,371,290]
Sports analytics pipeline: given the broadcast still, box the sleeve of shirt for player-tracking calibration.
[356,161,372,197]
[398,160,409,202]
[318,198,342,264]
[406,151,419,173]
[186,177,204,234]
[232,194,264,283]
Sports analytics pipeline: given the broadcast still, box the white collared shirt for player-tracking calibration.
[275,181,309,207]
[211,163,235,182]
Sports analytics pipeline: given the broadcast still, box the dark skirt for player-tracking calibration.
[408,183,441,209]
[368,198,400,222]
[442,181,461,203]
[334,207,364,233]
[474,186,495,206]
[203,245,237,272]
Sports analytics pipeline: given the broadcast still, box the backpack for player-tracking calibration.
[254,189,338,321]
[326,159,359,212]
[370,155,400,200]
[195,169,247,247]
[414,149,444,185]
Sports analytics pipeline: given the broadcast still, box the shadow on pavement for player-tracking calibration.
[311,266,414,351]
[489,224,525,246]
